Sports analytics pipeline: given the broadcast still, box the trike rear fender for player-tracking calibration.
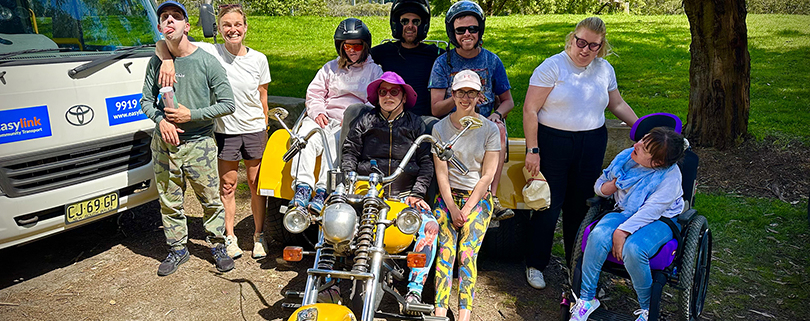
[257,129,322,200]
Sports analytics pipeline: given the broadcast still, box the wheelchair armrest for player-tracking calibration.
[586,196,607,208]
[677,208,697,226]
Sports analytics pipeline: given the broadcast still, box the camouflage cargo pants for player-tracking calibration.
[151,134,226,250]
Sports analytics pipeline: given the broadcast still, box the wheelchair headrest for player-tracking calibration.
[630,113,683,141]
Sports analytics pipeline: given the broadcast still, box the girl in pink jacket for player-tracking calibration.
[289,18,383,212]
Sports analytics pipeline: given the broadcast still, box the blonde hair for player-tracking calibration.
[217,5,246,25]
[337,41,370,70]
[564,17,612,58]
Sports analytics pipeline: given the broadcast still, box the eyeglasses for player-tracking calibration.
[453,89,479,99]
[573,35,603,52]
[343,42,364,52]
[400,18,421,26]
[159,11,185,22]
[378,88,401,97]
[218,3,242,9]
[454,25,480,35]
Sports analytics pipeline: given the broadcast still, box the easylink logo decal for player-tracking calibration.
[106,93,147,126]
[0,105,52,145]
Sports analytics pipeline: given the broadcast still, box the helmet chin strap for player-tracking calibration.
[381,100,404,121]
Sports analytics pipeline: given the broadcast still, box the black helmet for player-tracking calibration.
[389,0,431,43]
[334,18,372,56]
[444,1,485,48]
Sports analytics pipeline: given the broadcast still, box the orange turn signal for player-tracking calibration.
[283,246,303,262]
[407,252,427,268]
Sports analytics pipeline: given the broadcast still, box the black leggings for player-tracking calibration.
[525,123,607,271]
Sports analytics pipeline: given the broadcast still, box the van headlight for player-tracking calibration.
[396,208,421,235]
[322,202,357,244]
[283,207,310,234]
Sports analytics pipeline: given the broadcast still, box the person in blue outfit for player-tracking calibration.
[569,127,687,321]
[428,0,514,221]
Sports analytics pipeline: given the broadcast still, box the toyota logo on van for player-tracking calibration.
[66,105,94,126]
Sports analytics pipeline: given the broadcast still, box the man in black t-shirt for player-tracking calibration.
[370,0,444,118]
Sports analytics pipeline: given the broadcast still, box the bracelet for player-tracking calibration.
[493,110,504,120]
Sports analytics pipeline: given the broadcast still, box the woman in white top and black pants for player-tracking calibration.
[522,17,639,290]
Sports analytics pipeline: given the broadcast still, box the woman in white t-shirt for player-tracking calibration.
[431,70,500,321]
[157,4,271,260]
[521,17,639,290]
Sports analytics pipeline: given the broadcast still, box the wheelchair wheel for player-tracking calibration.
[569,204,600,286]
[678,215,712,321]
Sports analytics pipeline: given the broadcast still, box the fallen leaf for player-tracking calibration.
[749,309,775,318]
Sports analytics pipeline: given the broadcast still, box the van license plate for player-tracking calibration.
[65,192,119,224]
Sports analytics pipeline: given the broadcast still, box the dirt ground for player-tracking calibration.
[1,137,808,321]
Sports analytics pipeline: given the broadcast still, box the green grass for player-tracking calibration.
[188,14,810,142]
[694,194,810,319]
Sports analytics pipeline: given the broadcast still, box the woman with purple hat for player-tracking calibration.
[342,71,437,310]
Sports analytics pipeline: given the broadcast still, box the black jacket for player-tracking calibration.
[341,109,433,199]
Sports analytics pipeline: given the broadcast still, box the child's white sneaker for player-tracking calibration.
[633,309,649,321]
[569,294,600,321]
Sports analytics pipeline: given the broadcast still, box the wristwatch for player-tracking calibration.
[526,147,539,154]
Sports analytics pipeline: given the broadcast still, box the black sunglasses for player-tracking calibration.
[400,18,421,26]
[454,25,480,35]
[573,35,603,52]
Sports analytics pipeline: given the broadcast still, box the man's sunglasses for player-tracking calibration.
[400,18,421,26]
[573,35,603,52]
[159,11,185,22]
[454,25,480,35]
[378,88,401,97]
[343,42,364,52]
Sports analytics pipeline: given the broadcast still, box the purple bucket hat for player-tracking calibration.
[367,71,418,109]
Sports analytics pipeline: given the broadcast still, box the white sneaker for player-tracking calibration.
[526,267,546,289]
[252,232,268,259]
[633,309,649,321]
[225,235,242,259]
[569,293,600,321]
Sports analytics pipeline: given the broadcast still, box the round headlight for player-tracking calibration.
[396,208,422,235]
[322,203,357,244]
[283,207,310,234]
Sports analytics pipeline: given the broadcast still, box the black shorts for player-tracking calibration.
[215,131,267,161]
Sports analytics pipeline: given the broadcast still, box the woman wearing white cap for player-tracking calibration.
[430,69,500,321]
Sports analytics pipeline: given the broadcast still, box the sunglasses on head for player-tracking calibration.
[378,88,401,97]
[573,35,603,52]
[218,3,242,9]
[400,18,421,26]
[342,42,364,52]
[453,89,479,99]
[454,25,480,35]
[159,11,185,22]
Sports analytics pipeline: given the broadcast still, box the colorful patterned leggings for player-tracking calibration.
[433,190,492,310]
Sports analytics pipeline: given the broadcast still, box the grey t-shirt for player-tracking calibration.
[140,48,235,141]
[432,114,501,191]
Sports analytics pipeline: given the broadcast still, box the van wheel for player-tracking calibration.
[264,197,317,248]
[480,209,530,261]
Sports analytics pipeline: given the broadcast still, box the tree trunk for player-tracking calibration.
[683,0,751,149]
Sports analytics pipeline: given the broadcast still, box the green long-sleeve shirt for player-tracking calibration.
[140,48,235,141]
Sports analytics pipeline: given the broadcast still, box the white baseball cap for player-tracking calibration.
[451,69,482,91]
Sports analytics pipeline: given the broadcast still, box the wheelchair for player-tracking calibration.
[560,113,713,321]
